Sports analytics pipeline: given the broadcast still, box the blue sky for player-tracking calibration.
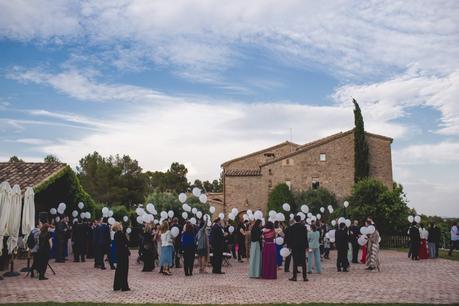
[0,1,458,217]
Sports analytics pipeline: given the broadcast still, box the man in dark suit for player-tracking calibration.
[94,218,114,269]
[210,218,225,274]
[335,222,349,272]
[349,220,360,263]
[285,215,308,281]
[409,222,420,260]
[55,217,69,262]
[73,220,89,262]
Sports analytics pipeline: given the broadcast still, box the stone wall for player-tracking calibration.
[366,134,393,190]
[224,175,266,213]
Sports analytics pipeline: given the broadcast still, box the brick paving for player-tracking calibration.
[0,250,458,304]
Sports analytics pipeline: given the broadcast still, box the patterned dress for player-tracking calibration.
[366,230,380,271]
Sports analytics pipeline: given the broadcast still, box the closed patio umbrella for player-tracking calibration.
[7,184,22,254]
[22,187,35,242]
[0,181,12,256]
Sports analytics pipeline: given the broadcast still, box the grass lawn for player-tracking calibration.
[388,248,459,261]
[7,303,459,306]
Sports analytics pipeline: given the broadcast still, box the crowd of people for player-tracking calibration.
[25,211,458,291]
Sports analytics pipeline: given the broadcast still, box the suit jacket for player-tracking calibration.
[114,231,130,258]
[210,223,224,251]
[335,229,349,251]
[409,226,420,242]
[285,223,308,251]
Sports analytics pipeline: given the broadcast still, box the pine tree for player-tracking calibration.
[353,99,369,182]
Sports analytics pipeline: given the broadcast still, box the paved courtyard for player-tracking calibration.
[0,250,458,304]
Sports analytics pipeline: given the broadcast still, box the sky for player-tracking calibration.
[0,1,458,217]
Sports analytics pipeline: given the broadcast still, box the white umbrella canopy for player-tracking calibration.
[0,181,12,256]
[22,187,35,243]
[7,184,22,254]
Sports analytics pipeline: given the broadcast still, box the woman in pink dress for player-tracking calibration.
[419,224,429,259]
[261,221,277,279]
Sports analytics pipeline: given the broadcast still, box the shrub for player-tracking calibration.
[268,183,295,212]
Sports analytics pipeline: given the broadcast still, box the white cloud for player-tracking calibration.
[394,142,459,165]
[1,1,458,80]
[333,68,459,136]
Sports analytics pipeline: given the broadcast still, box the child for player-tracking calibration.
[323,236,331,259]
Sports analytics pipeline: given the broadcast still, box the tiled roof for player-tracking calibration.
[224,169,261,177]
[0,162,67,191]
[221,141,299,167]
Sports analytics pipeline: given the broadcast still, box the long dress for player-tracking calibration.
[113,231,130,291]
[248,227,262,278]
[261,229,277,279]
[419,228,429,259]
[360,245,367,264]
[366,230,380,271]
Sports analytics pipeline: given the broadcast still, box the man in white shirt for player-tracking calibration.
[448,222,459,256]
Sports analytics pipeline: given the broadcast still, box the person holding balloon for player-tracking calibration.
[248,219,262,278]
[365,224,380,272]
[159,221,174,276]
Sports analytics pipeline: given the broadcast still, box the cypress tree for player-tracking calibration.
[353,99,369,182]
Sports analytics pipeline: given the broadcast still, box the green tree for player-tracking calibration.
[9,156,24,162]
[353,99,369,182]
[44,154,60,163]
[346,178,411,235]
[294,187,337,214]
[211,179,223,192]
[77,152,147,207]
[145,162,190,193]
[268,183,295,212]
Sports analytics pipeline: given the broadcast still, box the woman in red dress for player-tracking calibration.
[419,224,429,259]
[261,221,277,279]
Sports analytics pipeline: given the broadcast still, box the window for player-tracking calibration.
[320,153,326,161]
[268,169,272,175]
[286,159,290,165]
[312,177,320,189]
[285,180,291,190]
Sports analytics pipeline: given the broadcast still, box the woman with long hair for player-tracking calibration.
[261,221,277,279]
[181,222,196,276]
[248,219,262,278]
[37,223,52,280]
[159,221,173,276]
[197,219,209,273]
[142,224,156,272]
[113,222,130,291]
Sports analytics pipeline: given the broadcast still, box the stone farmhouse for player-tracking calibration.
[220,129,393,214]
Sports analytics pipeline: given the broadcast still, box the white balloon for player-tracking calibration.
[343,201,349,208]
[72,210,78,217]
[276,213,285,222]
[50,208,57,215]
[228,213,236,221]
[192,208,198,214]
[58,202,66,210]
[280,247,291,258]
[328,229,336,239]
[55,216,60,222]
[102,207,109,214]
[246,209,253,216]
[108,210,114,217]
[358,235,368,246]
[408,215,414,223]
[269,210,276,218]
[178,193,187,203]
[78,202,84,209]
[182,212,188,219]
[301,205,309,214]
[414,215,421,223]
[160,211,168,219]
[136,216,143,224]
[168,210,174,218]
[218,212,225,220]
[228,226,235,233]
[338,217,346,225]
[282,203,291,212]
[126,228,132,234]
[345,219,351,227]
[146,203,155,213]
[297,212,306,221]
[209,206,216,214]
[275,237,284,245]
[289,213,294,220]
[142,214,150,223]
[310,216,317,222]
[123,216,129,222]
[80,212,85,219]
[192,187,201,197]
[231,208,238,215]
[73,218,78,224]
[360,226,368,235]
[316,214,321,220]
[190,217,197,225]
[199,194,208,204]
[154,219,159,224]
[196,211,203,219]
[85,212,91,219]
[108,217,115,225]
[330,238,335,243]
[306,224,311,231]
[320,207,325,213]
[367,225,376,234]
[306,218,311,224]
[254,210,263,220]
[331,220,337,226]
[307,212,313,218]
[171,227,180,237]
[57,207,64,215]
[207,220,212,227]
[328,205,334,213]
